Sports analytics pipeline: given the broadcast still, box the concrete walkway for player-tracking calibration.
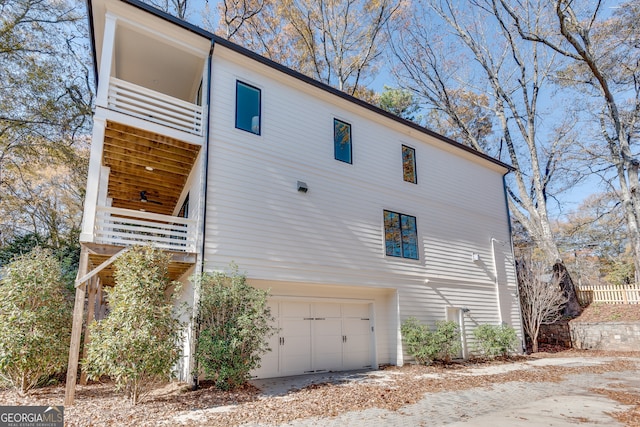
[247,357,640,426]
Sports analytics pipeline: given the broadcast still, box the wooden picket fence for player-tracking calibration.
[576,283,640,305]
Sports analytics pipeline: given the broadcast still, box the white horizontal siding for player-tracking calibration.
[204,46,522,355]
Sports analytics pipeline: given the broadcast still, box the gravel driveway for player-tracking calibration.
[240,355,640,427]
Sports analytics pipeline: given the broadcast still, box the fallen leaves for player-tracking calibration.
[592,388,640,427]
[573,304,640,323]
[0,350,638,426]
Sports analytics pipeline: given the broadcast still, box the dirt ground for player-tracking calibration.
[574,303,640,322]
[1,349,639,426]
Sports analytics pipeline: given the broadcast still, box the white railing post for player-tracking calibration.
[80,119,106,243]
[96,13,118,109]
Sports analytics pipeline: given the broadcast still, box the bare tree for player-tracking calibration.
[517,256,567,352]
[142,0,190,20]
[0,0,93,246]
[210,0,404,95]
[213,0,266,38]
[391,0,578,265]
[503,0,640,283]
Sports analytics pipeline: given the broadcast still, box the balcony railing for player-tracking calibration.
[94,206,197,253]
[107,77,204,135]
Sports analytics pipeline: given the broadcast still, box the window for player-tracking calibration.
[384,210,418,260]
[334,118,352,163]
[236,81,261,134]
[178,193,189,218]
[402,145,417,184]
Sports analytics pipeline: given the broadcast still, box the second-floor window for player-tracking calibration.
[178,193,189,218]
[384,210,418,260]
[334,118,352,163]
[402,145,417,184]
[236,81,261,135]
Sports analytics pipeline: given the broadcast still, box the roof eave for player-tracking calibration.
[86,0,515,173]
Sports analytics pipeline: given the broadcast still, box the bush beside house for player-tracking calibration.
[0,248,72,395]
[195,266,276,390]
[83,245,184,404]
[473,324,519,358]
[401,317,461,364]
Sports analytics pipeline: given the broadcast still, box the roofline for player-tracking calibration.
[86,0,99,89]
[87,0,514,172]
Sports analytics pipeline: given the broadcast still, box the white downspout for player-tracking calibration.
[491,237,506,324]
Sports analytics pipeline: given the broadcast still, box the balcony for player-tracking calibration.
[94,206,196,253]
[107,77,204,136]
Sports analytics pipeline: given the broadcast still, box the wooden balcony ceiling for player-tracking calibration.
[103,121,200,216]
[87,249,195,288]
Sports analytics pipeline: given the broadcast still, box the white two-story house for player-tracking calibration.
[66,0,522,404]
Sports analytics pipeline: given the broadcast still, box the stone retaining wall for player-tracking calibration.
[538,320,640,351]
[569,321,640,351]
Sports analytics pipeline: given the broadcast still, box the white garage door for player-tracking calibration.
[252,301,373,378]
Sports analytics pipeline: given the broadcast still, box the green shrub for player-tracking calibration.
[195,265,276,390]
[400,317,432,364]
[0,247,72,395]
[473,324,519,358]
[83,245,184,404]
[431,320,462,363]
[401,317,461,365]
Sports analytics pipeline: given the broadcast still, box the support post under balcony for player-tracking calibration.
[65,247,89,406]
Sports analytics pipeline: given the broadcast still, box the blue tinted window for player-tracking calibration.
[384,211,402,257]
[402,145,417,184]
[236,81,261,134]
[401,215,418,259]
[334,119,352,163]
[384,210,418,260]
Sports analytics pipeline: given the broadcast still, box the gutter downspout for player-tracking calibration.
[86,0,100,91]
[491,237,506,324]
[190,40,214,390]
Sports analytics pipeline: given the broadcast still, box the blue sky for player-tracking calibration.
[180,0,627,221]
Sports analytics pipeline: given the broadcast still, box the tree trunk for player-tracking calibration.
[552,261,582,318]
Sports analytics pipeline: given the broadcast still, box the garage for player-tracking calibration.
[252,300,374,378]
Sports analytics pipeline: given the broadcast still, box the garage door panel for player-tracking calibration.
[281,301,311,318]
[252,332,280,378]
[313,318,343,371]
[280,303,312,369]
[343,316,372,369]
[314,302,342,318]
[282,319,312,353]
[342,303,370,318]
[249,301,279,378]
[314,318,342,335]
[314,344,343,371]
[282,349,311,374]
[281,315,312,375]
[344,317,370,335]
[344,350,371,369]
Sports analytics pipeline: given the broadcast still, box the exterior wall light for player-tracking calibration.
[297,181,308,193]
